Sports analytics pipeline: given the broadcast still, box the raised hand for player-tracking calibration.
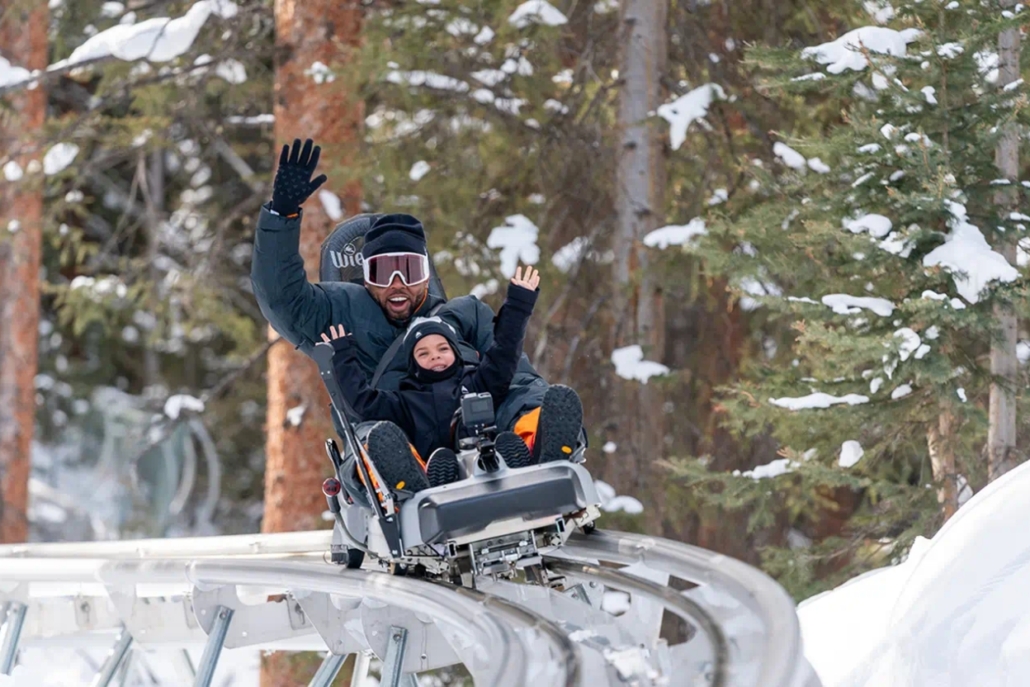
[511,265,540,290]
[320,324,348,344]
[270,138,328,216]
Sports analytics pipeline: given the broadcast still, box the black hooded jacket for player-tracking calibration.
[329,283,539,459]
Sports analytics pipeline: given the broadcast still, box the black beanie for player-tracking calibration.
[362,214,427,259]
[405,317,461,382]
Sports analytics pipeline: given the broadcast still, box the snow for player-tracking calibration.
[808,157,831,174]
[801,26,922,74]
[739,457,796,480]
[487,215,540,277]
[802,459,1030,687]
[869,377,883,394]
[890,383,912,399]
[286,404,306,427]
[894,327,921,361]
[508,1,569,29]
[1018,340,1030,364]
[0,53,31,89]
[611,345,670,384]
[921,85,937,104]
[164,393,205,419]
[387,70,468,92]
[215,58,247,84]
[552,68,574,85]
[769,392,870,410]
[656,84,725,151]
[642,219,707,249]
[594,0,619,13]
[594,479,644,514]
[471,69,507,86]
[708,188,729,205]
[857,143,880,154]
[602,442,617,454]
[843,213,892,238]
[773,142,808,170]
[957,387,967,402]
[936,42,964,59]
[3,160,24,181]
[552,236,588,273]
[318,190,344,221]
[922,200,1019,304]
[603,590,632,614]
[474,26,495,45]
[793,72,827,82]
[839,441,864,468]
[53,0,238,68]
[821,294,894,317]
[409,160,431,181]
[100,1,125,17]
[43,143,79,175]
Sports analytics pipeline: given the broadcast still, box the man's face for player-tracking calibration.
[413,334,456,372]
[366,274,428,323]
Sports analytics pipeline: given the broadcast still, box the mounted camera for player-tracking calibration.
[455,392,500,472]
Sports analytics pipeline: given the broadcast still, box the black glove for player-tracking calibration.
[270,138,328,216]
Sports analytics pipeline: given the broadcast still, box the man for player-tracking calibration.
[251,138,549,433]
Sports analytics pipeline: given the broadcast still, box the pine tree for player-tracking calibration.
[669,0,1029,597]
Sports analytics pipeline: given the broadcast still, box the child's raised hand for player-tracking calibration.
[511,265,540,290]
[320,324,348,344]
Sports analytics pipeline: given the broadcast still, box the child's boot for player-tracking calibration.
[366,421,429,497]
[495,431,533,469]
[533,385,583,463]
[426,447,461,487]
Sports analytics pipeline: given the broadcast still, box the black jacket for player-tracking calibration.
[329,283,538,459]
[250,204,546,430]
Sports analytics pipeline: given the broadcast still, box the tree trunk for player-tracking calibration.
[0,0,47,544]
[260,1,363,685]
[989,1,1021,482]
[927,411,958,521]
[609,0,668,532]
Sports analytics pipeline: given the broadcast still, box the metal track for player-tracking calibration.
[0,529,818,687]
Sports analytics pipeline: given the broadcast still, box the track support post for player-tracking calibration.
[349,651,371,687]
[90,627,134,687]
[194,605,233,687]
[308,652,347,687]
[0,601,26,675]
[381,626,419,687]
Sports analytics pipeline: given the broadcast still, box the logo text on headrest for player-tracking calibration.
[330,242,364,269]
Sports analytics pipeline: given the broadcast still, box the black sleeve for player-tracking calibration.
[330,337,414,434]
[251,204,340,354]
[468,283,539,404]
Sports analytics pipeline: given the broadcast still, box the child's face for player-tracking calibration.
[413,334,456,372]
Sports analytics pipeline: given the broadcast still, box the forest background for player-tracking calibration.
[1,0,1028,682]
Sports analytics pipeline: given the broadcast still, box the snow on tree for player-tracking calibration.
[667,0,1029,596]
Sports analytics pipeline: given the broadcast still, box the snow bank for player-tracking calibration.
[773,142,807,171]
[643,219,707,249]
[802,458,1030,687]
[656,84,724,151]
[487,215,540,277]
[843,213,892,238]
[801,26,922,74]
[53,0,238,69]
[922,200,1018,304]
[611,345,669,384]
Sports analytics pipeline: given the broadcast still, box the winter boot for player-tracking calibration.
[495,431,533,469]
[366,421,429,497]
[426,447,461,487]
[533,385,583,464]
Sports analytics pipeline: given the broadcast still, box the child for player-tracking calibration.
[319,266,583,495]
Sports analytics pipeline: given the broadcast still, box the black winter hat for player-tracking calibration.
[405,317,461,382]
[362,214,427,259]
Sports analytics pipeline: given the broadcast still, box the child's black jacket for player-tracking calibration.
[330,283,538,460]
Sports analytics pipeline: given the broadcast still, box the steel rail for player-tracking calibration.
[563,530,811,687]
[0,558,547,687]
[544,557,727,687]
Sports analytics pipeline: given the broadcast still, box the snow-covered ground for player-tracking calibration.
[800,459,1030,687]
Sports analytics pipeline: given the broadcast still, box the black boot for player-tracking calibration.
[426,447,461,487]
[495,431,533,469]
[366,421,429,496]
[533,385,584,463]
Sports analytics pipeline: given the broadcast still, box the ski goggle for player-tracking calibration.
[363,251,431,287]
